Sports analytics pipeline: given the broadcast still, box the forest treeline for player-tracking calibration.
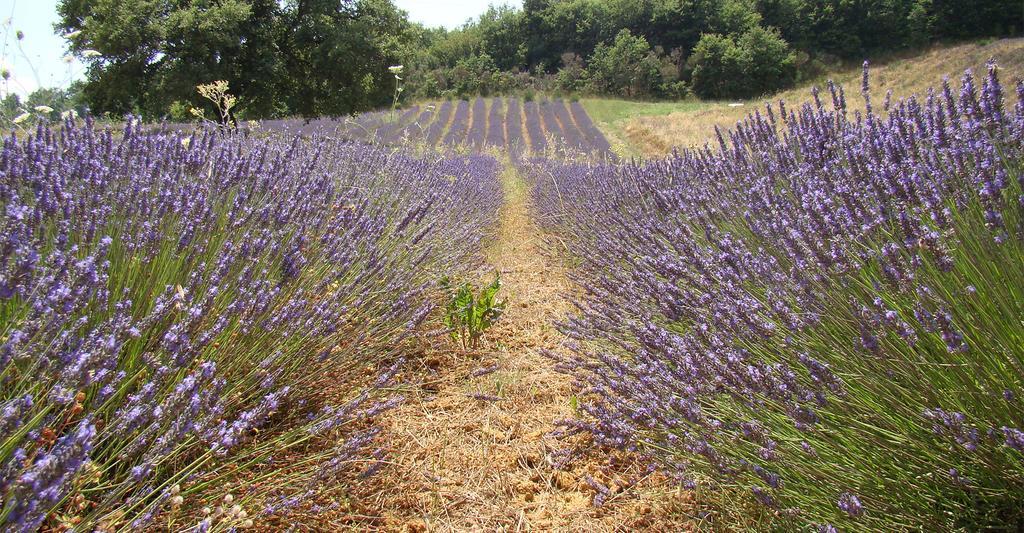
[51,0,1022,120]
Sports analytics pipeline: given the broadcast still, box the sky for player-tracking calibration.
[1,0,517,99]
[1,0,84,98]
[394,0,520,30]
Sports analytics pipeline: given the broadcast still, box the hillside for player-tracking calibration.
[585,38,1024,157]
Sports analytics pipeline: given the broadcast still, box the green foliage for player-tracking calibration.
[440,274,506,350]
[585,29,663,98]
[477,5,528,71]
[167,100,192,122]
[689,33,744,99]
[0,84,86,128]
[690,26,796,99]
[451,53,501,98]
[54,0,1022,114]
[554,53,586,93]
[57,0,411,119]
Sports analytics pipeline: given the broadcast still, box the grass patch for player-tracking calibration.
[598,37,1024,156]
[579,98,710,158]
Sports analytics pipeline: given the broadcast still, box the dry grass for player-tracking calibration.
[621,38,1024,155]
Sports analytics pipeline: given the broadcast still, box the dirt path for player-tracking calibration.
[337,162,681,531]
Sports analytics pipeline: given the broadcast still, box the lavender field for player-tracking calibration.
[3,59,1024,531]
[226,97,616,160]
[0,118,502,529]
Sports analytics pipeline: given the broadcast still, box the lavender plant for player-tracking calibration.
[551,99,586,153]
[568,101,613,158]
[399,105,434,141]
[443,100,470,146]
[425,101,453,146]
[376,105,420,144]
[531,63,1024,529]
[0,118,501,530]
[486,97,505,149]
[538,99,565,147]
[523,100,546,154]
[505,98,524,156]
[466,97,487,148]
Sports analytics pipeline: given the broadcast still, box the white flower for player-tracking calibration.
[82,49,102,58]
[65,30,82,39]
[13,112,31,124]
[388,65,404,74]
[34,105,54,113]
[61,110,78,120]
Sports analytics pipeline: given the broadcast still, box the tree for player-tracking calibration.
[585,30,663,98]
[280,0,411,117]
[451,53,499,97]
[689,33,745,99]
[478,5,527,71]
[58,0,280,118]
[736,25,796,97]
[57,0,412,119]
[689,25,795,99]
[555,52,586,92]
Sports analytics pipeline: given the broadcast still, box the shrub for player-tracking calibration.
[690,26,796,99]
[585,29,663,98]
[689,33,746,99]
[737,25,797,97]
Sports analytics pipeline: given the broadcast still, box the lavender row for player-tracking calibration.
[505,98,524,155]
[0,119,501,530]
[549,99,587,153]
[442,100,470,146]
[487,97,506,148]
[538,99,565,147]
[466,97,488,148]
[530,64,1024,529]
[569,101,613,158]
[522,101,547,154]
[376,105,422,144]
[401,106,435,140]
[245,97,614,159]
[424,100,453,146]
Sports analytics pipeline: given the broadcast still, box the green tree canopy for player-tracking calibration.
[57,0,411,119]
[585,29,662,98]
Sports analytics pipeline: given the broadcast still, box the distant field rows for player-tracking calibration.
[251,97,614,159]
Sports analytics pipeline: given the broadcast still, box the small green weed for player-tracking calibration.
[440,274,506,349]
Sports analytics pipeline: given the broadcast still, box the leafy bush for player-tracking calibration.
[451,53,501,98]
[531,63,1024,529]
[585,29,663,98]
[440,274,506,349]
[690,25,796,99]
